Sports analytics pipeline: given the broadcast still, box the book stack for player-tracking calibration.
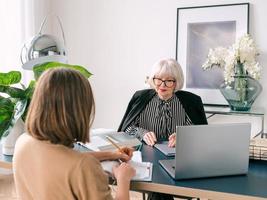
[249,138,267,161]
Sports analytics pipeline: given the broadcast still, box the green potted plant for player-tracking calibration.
[0,62,92,155]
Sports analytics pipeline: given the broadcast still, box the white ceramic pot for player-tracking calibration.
[1,118,25,156]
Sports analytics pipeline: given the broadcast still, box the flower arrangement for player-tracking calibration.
[202,34,261,84]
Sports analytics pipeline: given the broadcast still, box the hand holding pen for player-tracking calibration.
[105,136,136,184]
[106,136,134,162]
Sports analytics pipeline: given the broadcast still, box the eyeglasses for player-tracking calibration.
[153,77,176,88]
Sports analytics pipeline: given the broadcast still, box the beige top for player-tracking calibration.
[13,133,113,200]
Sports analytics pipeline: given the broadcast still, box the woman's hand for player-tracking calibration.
[113,162,136,199]
[113,162,136,182]
[88,147,133,162]
[143,131,157,146]
[168,133,176,147]
[114,147,134,162]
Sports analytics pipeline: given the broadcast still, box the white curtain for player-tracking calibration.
[0,0,35,84]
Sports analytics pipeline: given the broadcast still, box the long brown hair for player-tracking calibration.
[26,68,95,147]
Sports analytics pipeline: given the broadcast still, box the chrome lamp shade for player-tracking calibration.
[21,15,67,70]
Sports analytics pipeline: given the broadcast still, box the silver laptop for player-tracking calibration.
[159,123,251,180]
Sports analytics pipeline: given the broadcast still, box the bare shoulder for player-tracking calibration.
[15,133,33,147]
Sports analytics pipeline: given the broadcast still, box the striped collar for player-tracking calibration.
[155,94,175,104]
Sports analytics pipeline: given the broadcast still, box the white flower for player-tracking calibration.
[235,34,259,63]
[202,34,261,84]
[202,47,228,70]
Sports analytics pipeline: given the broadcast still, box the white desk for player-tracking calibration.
[204,105,265,138]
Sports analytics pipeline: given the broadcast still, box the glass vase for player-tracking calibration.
[220,63,262,111]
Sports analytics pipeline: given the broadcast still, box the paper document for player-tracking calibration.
[101,151,153,181]
[132,151,142,162]
[82,136,111,151]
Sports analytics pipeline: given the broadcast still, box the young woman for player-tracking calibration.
[13,68,135,200]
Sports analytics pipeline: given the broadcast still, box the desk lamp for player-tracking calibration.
[20,15,67,70]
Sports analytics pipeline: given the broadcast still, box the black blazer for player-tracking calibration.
[118,89,208,132]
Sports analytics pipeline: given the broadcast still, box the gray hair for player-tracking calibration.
[147,58,184,91]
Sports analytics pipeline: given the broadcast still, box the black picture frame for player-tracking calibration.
[176,3,249,105]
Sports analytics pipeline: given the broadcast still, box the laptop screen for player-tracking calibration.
[159,123,251,180]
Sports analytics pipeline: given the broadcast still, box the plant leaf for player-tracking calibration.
[21,81,35,121]
[33,62,92,80]
[1,99,27,138]
[24,81,35,99]
[0,71,21,86]
[0,85,26,99]
[0,96,15,138]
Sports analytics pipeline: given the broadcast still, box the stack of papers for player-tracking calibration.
[129,161,152,181]
[101,151,153,181]
[84,136,110,151]
[80,132,142,151]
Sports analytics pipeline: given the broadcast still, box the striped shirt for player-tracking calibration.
[125,94,192,140]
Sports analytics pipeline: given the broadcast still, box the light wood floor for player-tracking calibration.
[0,175,17,200]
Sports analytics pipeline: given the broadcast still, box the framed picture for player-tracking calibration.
[176,3,249,105]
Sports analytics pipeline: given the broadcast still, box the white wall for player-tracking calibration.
[0,1,30,72]
[45,0,267,133]
[0,0,53,82]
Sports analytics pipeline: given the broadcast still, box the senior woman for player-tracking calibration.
[118,58,207,147]
[118,58,207,200]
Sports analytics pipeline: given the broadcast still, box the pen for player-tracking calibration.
[105,136,122,151]
[105,136,123,163]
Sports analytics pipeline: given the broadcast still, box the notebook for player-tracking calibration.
[159,123,251,180]
[101,151,153,181]
[154,141,175,156]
